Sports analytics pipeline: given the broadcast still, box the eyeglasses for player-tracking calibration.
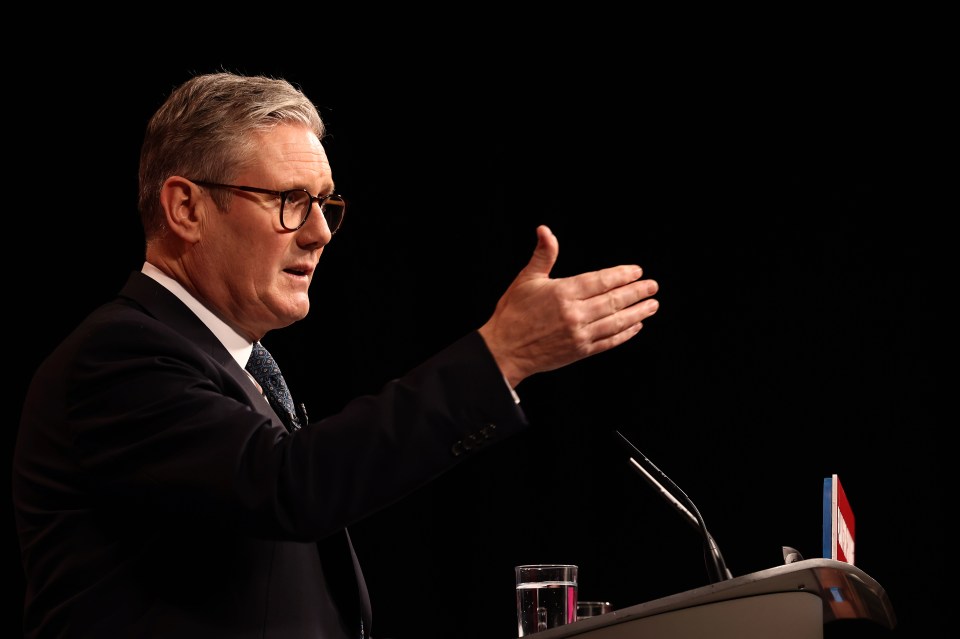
[192,180,345,233]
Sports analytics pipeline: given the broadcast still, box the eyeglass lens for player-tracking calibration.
[283,191,345,233]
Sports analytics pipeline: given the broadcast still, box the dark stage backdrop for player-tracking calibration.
[7,49,947,638]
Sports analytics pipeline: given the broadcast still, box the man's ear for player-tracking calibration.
[160,176,206,243]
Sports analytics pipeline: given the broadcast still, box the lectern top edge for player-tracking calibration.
[521,558,895,639]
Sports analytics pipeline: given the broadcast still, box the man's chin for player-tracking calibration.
[268,299,310,329]
[283,307,310,326]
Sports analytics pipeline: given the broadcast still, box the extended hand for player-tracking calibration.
[478,225,659,388]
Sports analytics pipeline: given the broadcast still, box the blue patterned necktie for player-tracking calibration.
[245,341,300,432]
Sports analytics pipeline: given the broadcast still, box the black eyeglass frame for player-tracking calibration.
[191,180,345,233]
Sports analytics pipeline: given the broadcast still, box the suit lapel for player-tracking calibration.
[121,271,370,634]
[118,271,278,421]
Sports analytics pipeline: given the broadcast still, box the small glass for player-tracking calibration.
[576,600,612,620]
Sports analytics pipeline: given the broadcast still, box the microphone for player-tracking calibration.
[614,429,733,583]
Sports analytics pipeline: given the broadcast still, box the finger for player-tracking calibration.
[566,264,645,300]
[610,278,659,313]
[587,297,660,343]
[518,225,559,280]
[584,318,647,356]
[580,279,659,325]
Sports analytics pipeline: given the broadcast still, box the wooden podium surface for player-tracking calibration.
[520,558,895,639]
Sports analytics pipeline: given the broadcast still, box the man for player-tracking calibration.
[12,72,659,638]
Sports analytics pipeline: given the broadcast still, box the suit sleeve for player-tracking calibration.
[21,304,527,542]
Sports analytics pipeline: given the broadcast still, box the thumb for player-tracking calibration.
[519,224,559,280]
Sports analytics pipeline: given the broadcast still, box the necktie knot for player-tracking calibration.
[245,342,300,432]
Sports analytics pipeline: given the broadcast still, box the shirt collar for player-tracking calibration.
[141,262,253,370]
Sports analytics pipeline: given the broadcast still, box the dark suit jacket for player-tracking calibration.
[13,271,528,638]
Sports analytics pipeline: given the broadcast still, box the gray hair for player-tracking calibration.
[138,72,325,239]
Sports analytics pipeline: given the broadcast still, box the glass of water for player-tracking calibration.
[515,564,578,636]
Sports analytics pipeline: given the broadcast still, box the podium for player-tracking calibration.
[524,559,895,639]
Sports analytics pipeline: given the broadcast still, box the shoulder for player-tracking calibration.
[35,273,231,389]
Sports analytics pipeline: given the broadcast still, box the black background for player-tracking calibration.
[6,32,948,639]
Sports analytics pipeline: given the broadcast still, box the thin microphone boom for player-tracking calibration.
[614,429,733,583]
[628,458,699,529]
